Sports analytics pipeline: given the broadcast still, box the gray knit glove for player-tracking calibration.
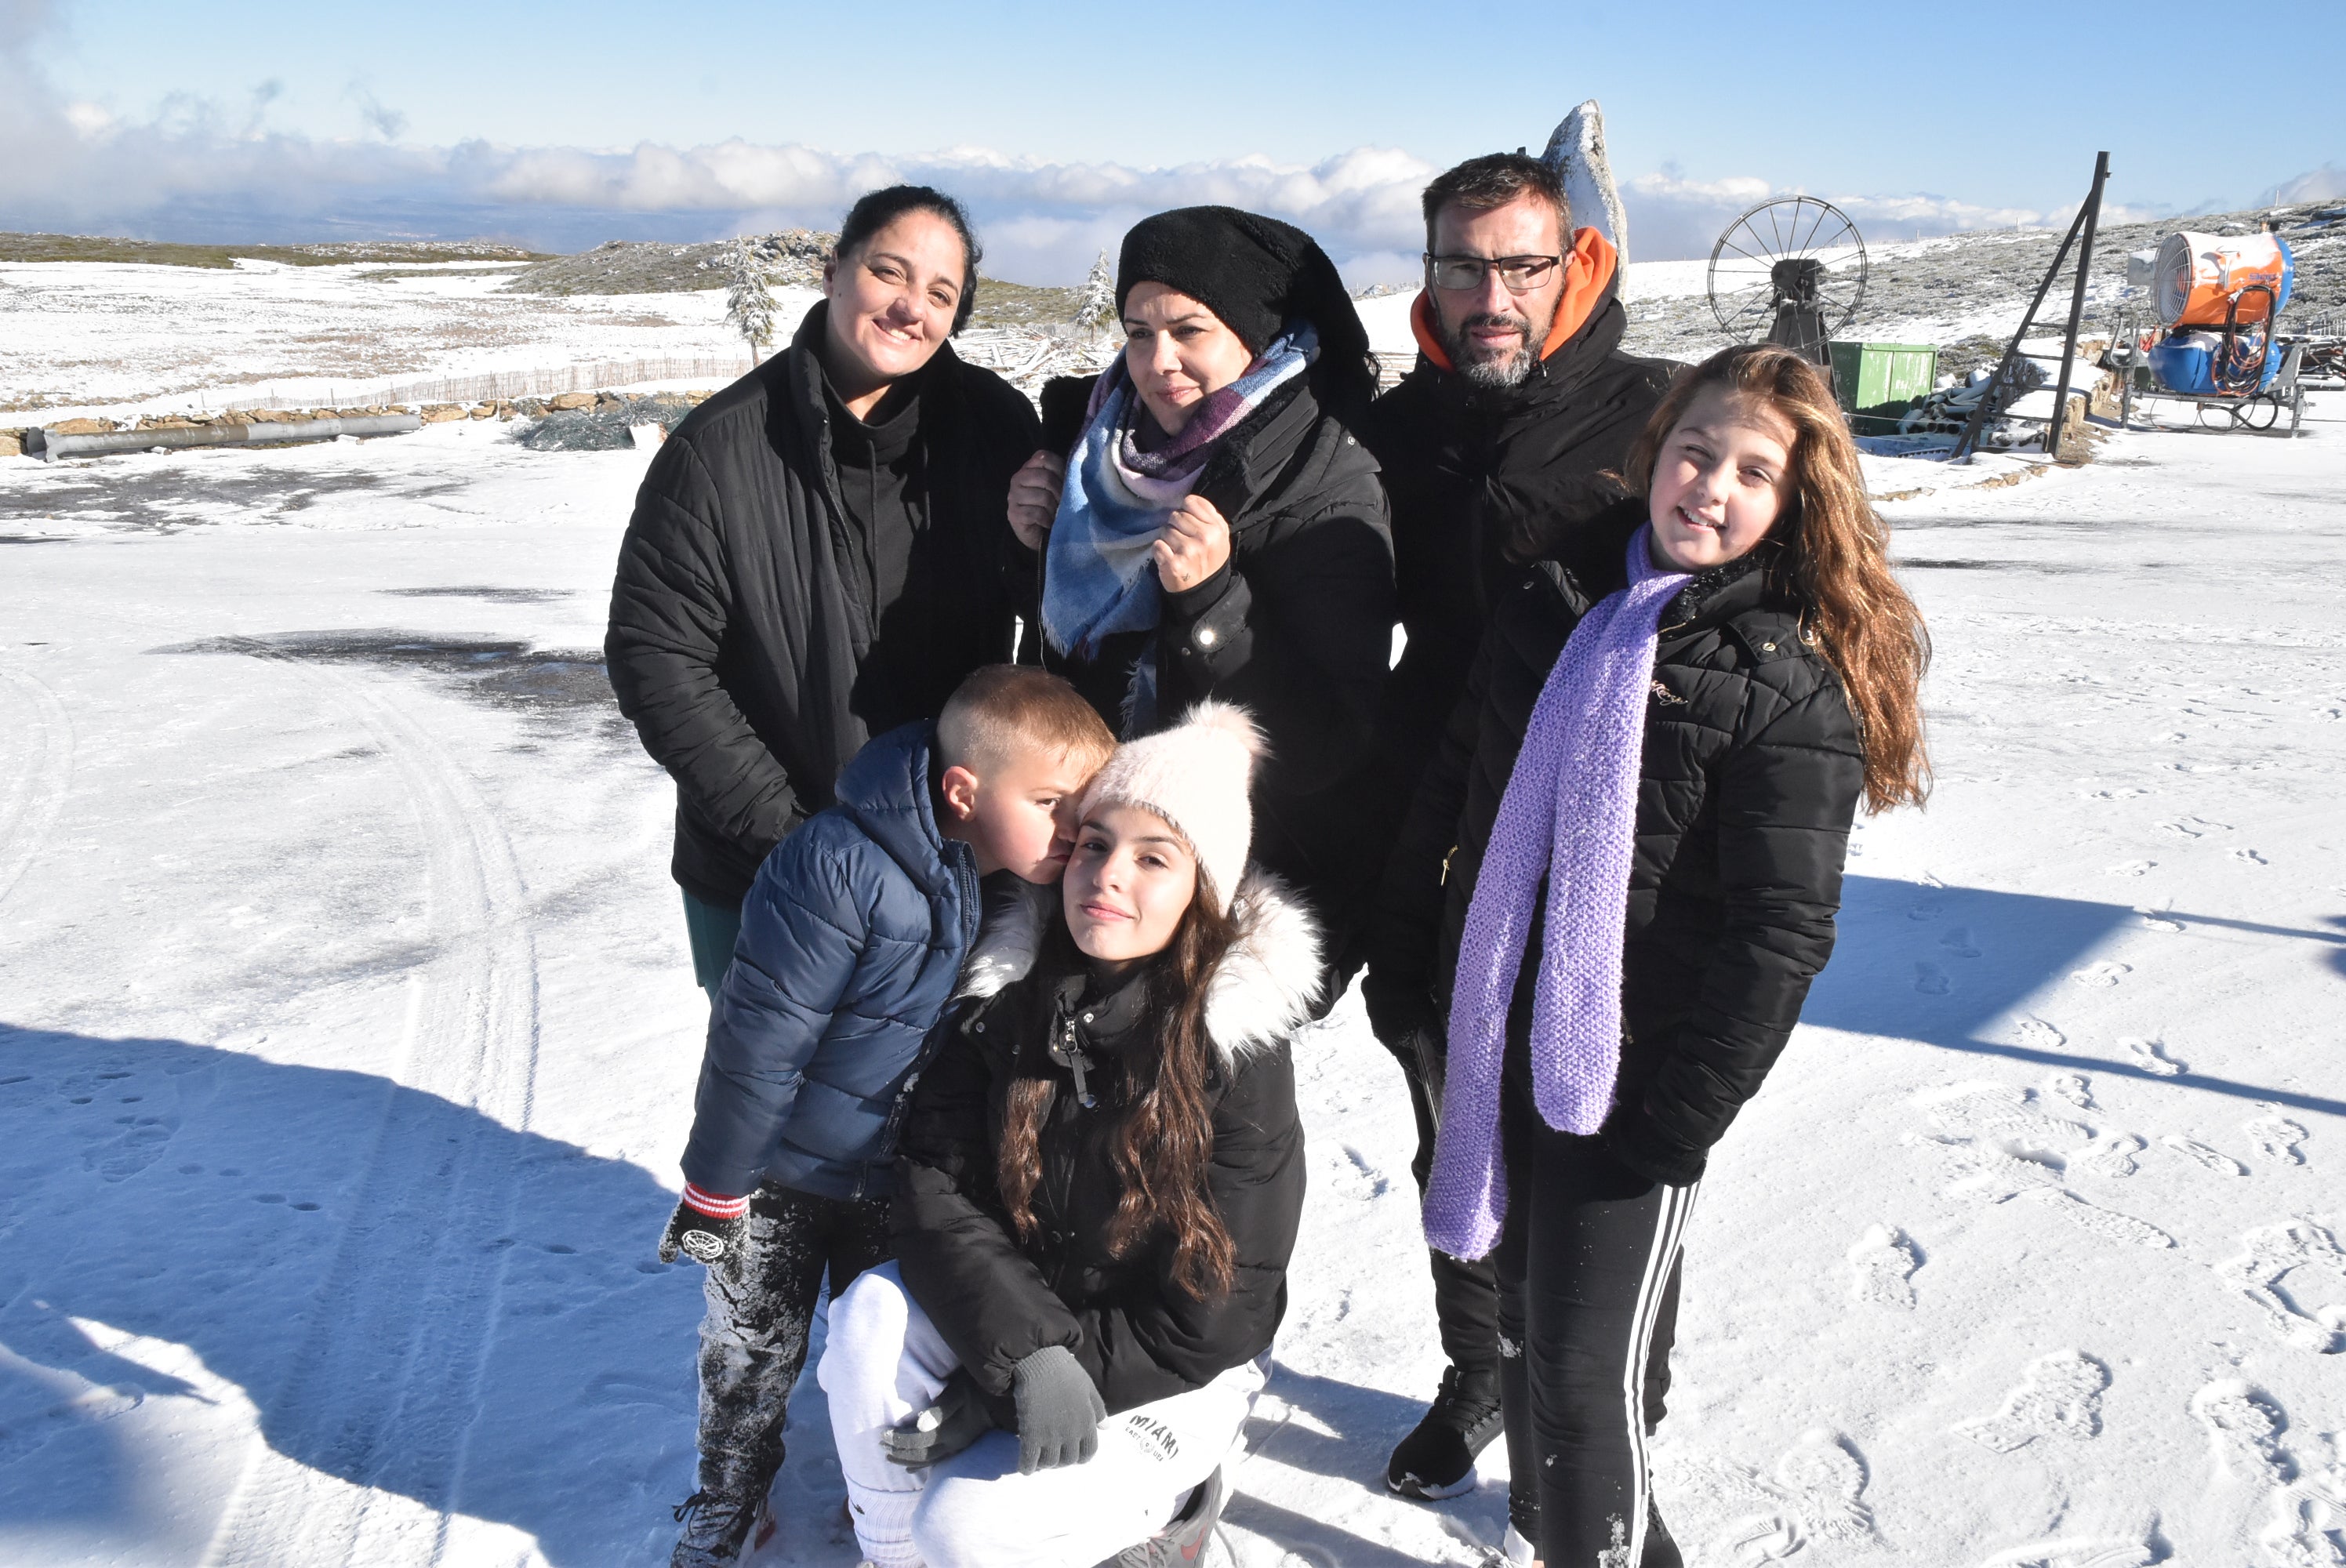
[1010,1345,1105,1473]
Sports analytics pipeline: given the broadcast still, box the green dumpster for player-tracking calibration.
[1828,341,1937,435]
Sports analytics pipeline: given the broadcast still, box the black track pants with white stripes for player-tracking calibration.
[1492,1076,1694,1566]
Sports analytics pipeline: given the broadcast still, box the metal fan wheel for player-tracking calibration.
[1707,197,1869,343]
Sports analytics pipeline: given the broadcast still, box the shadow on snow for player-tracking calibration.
[0,1025,697,1566]
[1814,876,2346,1120]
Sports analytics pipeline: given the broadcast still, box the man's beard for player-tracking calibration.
[1444,303,1556,388]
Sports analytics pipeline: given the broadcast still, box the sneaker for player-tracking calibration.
[1385,1365,1503,1501]
[1114,1465,1226,1566]
[670,1488,759,1567]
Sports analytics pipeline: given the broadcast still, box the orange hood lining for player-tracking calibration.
[1409,227,1618,373]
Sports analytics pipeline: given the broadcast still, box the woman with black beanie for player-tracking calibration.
[1004,205,1394,966]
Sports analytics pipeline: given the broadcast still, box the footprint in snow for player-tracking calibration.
[2162,1134,2246,1176]
[1847,1224,1919,1308]
[2217,1218,2346,1353]
[2025,1189,2175,1249]
[2104,860,2155,877]
[2046,1072,2094,1110]
[2191,1379,2293,1485]
[2074,1131,2145,1179]
[2121,1037,2186,1076]
[2233,848,2269,866]
[1957,1350,2109,1453]
[2135,909,2184,932]
[1918,1082,2091,1147]
[2244,1106,2308,1165]
[1681,1431,1876,1559]
[1915,962,1951,996]
[2017,1017,2068,1051]
[1940,926,1981,957]
[2070,962,2131,988]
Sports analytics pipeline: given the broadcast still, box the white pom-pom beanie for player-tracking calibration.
[1079,701,1266,914]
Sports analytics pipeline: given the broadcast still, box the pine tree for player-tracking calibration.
[1070,250,1116,341]
[724,235,779,364]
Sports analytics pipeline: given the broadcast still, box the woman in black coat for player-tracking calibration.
[1004,206,1395,956]
[818,704,1318,1568]
[1366,346,1930,1564]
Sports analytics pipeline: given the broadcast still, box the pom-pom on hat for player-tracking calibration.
[1079,701,1265,915]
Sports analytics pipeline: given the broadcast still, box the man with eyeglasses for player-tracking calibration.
[1359,150,1677,1510]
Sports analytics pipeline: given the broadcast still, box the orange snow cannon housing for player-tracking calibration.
[2155,230,2294,328]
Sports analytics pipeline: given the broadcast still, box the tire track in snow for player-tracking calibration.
[0,664,72,909]
[202,661,540,1568]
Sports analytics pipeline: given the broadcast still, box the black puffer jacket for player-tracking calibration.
[608,304,1040,907]
[1367,501,1865,1185]
[1030,371,1393,937]
[1359,270,1678,815]
[893,873,1319,1417]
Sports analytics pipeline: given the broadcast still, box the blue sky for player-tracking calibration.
[6,0,2341,280]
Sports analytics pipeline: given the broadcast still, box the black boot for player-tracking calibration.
[1385,1365,1504,1500]
[670,1487,761,1567]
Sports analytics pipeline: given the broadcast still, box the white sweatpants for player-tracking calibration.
[819,1261,1261,1568]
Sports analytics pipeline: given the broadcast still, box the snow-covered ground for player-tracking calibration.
[4,375,2344,1567]
[0,256,786,417]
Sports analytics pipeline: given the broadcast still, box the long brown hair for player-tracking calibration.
[996,869,1241,1301]
[1623,344,1933,812]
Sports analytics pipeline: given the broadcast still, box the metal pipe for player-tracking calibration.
[2045,151,2112,459]
[34,412,423,463]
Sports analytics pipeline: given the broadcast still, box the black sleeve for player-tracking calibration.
[1157,474,1395,798]
[1360,612,1498,1046]
[605,435,805,855]
[1076,1045,1305,1414]
[1603,678,1865,1185]
[892,1022,1083,1399]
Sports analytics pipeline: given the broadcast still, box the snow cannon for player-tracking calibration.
[2146,229,2294,397]
[2154,230,2293,327]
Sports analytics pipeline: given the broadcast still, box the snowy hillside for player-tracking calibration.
[5,366,2343,1564]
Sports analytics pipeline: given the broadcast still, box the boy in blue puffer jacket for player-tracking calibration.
[659,666,1117,1568]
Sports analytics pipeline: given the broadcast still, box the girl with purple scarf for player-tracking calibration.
[1003,206,1395,964]
[1367,345,1931,1565]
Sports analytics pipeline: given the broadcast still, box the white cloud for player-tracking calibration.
[0,20,2290,285]
[2271,164,2345,204]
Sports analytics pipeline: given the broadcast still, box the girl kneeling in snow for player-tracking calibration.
[1369,343,1931,1565]
[820,702,1316,1568]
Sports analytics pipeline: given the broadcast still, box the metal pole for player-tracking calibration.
[2046,151,2111,459]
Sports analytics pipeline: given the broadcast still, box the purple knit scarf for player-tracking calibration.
[1422,528,1690,1261]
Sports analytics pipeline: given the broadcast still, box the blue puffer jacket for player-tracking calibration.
[681,721,982,1201]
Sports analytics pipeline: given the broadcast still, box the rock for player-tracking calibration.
[48,417,116,435]
[468,403,495,419]
[546,392,596,411]
[0,430,24,456]
[419,403,468,423]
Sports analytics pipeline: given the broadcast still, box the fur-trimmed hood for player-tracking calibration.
[955,866,1323,1065]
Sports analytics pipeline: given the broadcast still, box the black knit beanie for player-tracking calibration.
[1115,206,1371,374]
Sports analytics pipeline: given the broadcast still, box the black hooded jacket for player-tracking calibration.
[1366,500,1865,1185]
[1360,270,1679,814]
[1029,370,1393,936]
[606,304,1040,907]
[892,873,1318,1418]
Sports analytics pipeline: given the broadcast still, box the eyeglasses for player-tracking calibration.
[1424,252,1563,294]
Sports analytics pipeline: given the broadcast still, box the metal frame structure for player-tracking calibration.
[1952,152,2110,461]
[1705,198,1869,353]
